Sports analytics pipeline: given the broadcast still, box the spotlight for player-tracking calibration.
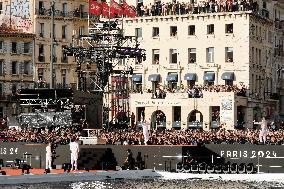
[191,162,199,173]
[238,163,247,174]
[222,162,231,174]
[199,162,207,174]
[246,163,256,174]
[207,164,215,174]
[231,163,238,174]
[21,164,31,174]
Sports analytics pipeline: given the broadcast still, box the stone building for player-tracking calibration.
[109,0,284,130]
[0,29,35,120]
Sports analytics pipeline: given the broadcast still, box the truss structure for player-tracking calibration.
[64,16,146,93]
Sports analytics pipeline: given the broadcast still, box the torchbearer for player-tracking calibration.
[254,117,268,144]
[46,142,52,170]
[70,137,80,171]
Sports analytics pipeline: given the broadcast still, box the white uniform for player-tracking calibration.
[259,119,268,143]
[142,122,149,144]
[70,141,80,170]
[46,144,52,169]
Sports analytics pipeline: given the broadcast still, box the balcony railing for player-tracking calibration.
[35,8,88,19]
[55,83,77,90]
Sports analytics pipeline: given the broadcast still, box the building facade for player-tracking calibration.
[0,29,35,120]
[110,0,284,130]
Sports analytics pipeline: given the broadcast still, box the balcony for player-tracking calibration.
[35,8,88,19]
[55,83,77,90]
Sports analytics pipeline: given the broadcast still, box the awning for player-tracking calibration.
[166,74,178,82]
[203,72,215,81]
[221,72,234,80]
[132,74,142,82]
[184,73,196,81]
[148,74,160,82]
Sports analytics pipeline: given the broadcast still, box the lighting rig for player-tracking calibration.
[63,20,146,93]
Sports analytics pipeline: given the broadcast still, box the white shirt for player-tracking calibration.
[46,145,52,156]
[70,141,79,155]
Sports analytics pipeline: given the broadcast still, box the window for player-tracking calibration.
[225,47,233,62]
[0,2,3,14]
[0,41,3,50]
[135,28,142,38]
[24,42,30,54]
[62,3,67,16]
[152,49,159,64]
[39,23,44,37]
[170,49,177,64]
[38,68,44,80]
[62,25,67,39]
[251,47,254,63]
[12,61,18,74]
[23,61,30,75]
[61,69,67,85]
[206,47,214,63]
[152,27,159,37]
[62,46,68,63]
[39,1,44,9]
[188,25,195,35]
[12,42,17,53]
[225,80,233,86]
[225,23,233,33]
[207,24,214,34]
[188,48,196,63]
[38,44,45,62]
[79,26,84,36]
[0,60,3,75]
[170,26,177,37]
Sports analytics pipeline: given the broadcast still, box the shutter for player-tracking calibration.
[19,61,23,74]
[3,41,9,53]
[2,60,6,75]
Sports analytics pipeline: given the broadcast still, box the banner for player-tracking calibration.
[89,0,101,15]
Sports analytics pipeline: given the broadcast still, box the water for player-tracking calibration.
[1,179,284,189]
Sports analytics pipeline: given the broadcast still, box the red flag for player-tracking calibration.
[123,1,136,18]
[122,0,130,17]
[89,0,101,15]
[128,5,136,18]
[110,0,123,17]
[101,2,110,17]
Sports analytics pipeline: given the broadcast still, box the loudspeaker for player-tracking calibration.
[21,164,31,174]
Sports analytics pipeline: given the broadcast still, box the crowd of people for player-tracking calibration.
[98,126,284,145]
[135,0,259,17]
[0,126,82,144]
[141,84,247,99]
[1,116,283,145]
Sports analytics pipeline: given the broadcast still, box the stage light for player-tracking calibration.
[231,163,238,174]
[207,164,214,174]
[176,162,183,173]
[222,162,231,174]
[199,162,207,174]
[238,163,247,174]
[246,163,255,174]
[183,163,190,173]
